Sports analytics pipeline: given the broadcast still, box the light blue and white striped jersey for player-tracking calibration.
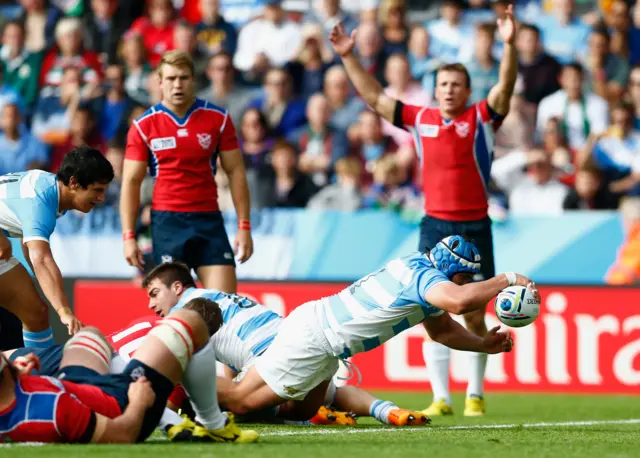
[173,287,282,372]
[314,252,450,359]
[0,170,64,243]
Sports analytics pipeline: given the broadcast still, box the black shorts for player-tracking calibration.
[9,345,63,376]
[418,215,495,280]
[56,360,174,442]
[151,210,235,270]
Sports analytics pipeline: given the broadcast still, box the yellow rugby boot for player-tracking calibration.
[166,414,197,442]
[463,396,486,417]
[421,399,453,417]
[192,413,260,443]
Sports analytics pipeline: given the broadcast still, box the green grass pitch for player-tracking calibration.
[3,392,639,458]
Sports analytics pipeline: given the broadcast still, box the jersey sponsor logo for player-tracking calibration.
[197,133,212,150]
[224,252,233,260]
[150,137,177,151]
[418,124,439,137]
[161,255,173,263]
[455,121,470,138]
[177,128,189,137]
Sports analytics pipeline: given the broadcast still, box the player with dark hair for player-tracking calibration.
[0,146,114,346]
[330,4,519,417]
[121,49,252,294]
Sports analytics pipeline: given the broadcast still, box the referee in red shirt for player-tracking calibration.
[120,50,253,293]
[330,6,519,416]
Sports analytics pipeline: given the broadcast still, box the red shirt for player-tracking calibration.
[107,315,161,361]
[107,315,187,407]
[126,99,239,212]
[397,100,502,221]
[128,18,176,67]
[0,376,121,443]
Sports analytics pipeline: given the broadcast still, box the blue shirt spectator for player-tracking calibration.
[536,10,590,65]
[427,0,474,63]
[0,103,49,174]
[591,104,640,196]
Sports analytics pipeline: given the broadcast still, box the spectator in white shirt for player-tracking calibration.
[492,148,569,215]
[536,62,609,151]
[233,0,302,82]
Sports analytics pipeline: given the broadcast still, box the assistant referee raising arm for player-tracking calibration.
[329,6,518,416]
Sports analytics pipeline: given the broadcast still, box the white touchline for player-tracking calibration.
[261,419,640,437]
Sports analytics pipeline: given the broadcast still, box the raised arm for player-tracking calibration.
[487,5,518,116]
[329,22,398,124]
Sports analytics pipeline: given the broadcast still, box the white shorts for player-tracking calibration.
[0,257,20,276]
[254,302,339,401]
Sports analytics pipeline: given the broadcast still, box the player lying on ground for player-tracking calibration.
[136,262,426,427]
[0,146,114,346]
[0,304,213,443]
[4,298,259,443]
[214,236,535,422]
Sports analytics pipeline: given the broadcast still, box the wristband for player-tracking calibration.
[57,306,72,317]
[123,230,135,241]
[238,220,251,231]
[505,272,517,287]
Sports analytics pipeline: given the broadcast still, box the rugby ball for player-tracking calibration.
[494,285,540,328]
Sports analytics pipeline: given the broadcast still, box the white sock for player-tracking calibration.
[323,381,337,407]
[158,408,184,434]
[369,400,398,425]
[466,352,488,398]
[182,340,227,430]
[422,341,451,404]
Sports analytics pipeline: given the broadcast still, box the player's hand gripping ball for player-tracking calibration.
[494,285,540,328]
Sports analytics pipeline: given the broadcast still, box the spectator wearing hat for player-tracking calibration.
[496,148,570,215]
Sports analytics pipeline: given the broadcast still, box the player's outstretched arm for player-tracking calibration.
[487,4,518,116]
[25,240,82,334]
[220,148,253,263]
[120,159,147,269]
[423,313,513,354]
[424,272,534,315]
[92,377,156,443]
[329,22,397,124]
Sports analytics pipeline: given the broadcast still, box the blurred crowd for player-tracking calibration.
[2,0,640,231]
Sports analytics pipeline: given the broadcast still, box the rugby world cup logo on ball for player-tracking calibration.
[494,285,540,328]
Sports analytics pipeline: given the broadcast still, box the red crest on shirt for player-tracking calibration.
[455,121,470,138]
[197,133,212,150]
